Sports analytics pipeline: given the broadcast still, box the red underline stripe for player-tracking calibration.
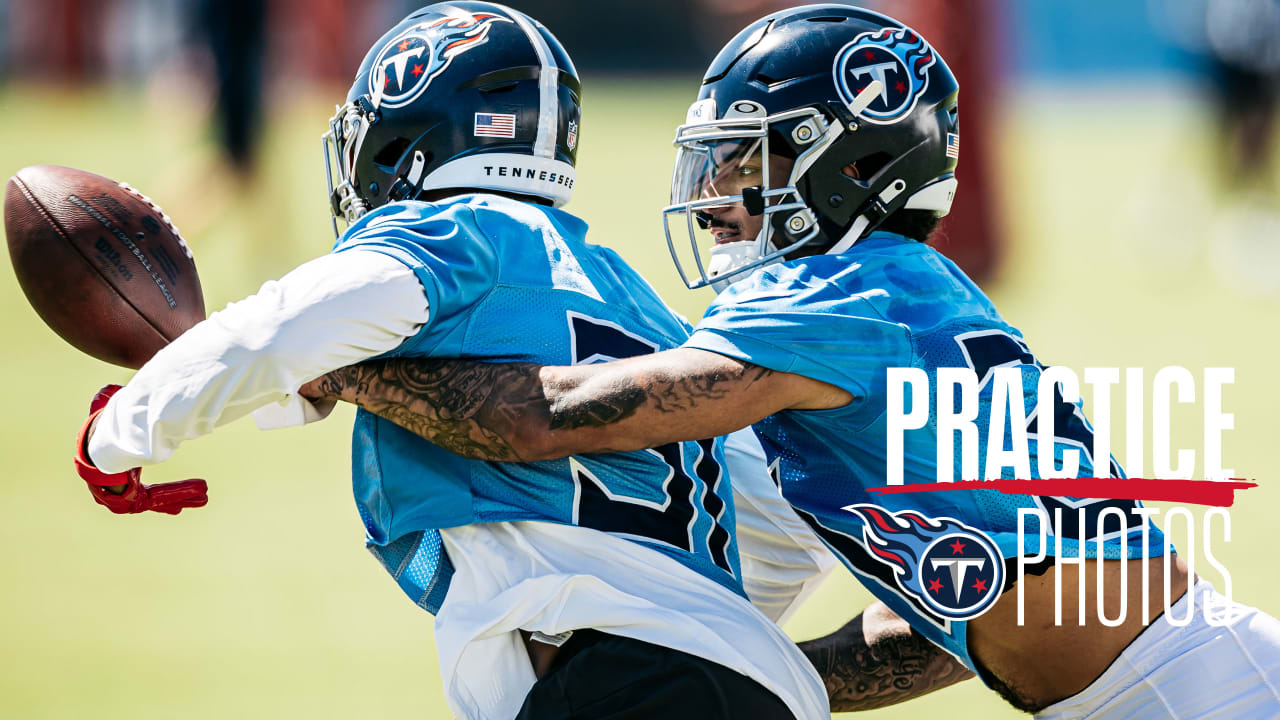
[864,478,1258,508]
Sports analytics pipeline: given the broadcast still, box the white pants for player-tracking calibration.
[1037,581,1280,719]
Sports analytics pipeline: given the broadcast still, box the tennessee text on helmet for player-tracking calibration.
[663,4,960,291]
[323,2,582,238]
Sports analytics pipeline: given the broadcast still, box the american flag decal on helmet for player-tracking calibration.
[474,113,516,138]
[946,132,959,159]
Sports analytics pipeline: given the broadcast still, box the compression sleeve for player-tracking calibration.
[87,250,429,473]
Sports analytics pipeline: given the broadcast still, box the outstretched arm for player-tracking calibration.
[89,251,427,473]
[799,602,974,711]
[301,349,850,461]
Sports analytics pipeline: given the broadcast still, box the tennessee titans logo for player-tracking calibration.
[844,504,1003,620]
[833,27,936,125]
[369,11,511,109]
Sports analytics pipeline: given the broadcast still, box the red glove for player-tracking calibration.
[74,384,209,515]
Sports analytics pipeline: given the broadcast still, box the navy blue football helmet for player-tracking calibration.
[324,2,581,236]
[663,4,960,290]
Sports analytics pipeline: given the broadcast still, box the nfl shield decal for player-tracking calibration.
[844,504,1003,620]
[370,11,512,109]
[833,27,936,125]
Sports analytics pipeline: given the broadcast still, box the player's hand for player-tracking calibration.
[297,371,340,402]
[73,384,209,515]
[296,376,325,401]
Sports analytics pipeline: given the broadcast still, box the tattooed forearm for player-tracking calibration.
[647,363,775,413]
[798,607,974,711]
[545,384,647,430]
[546,360,775,430]
[309,358,550,461]
[306,351,785,460]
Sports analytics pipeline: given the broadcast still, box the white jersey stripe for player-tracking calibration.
[501,5,558,159]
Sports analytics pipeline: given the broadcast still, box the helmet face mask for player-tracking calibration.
[323,99,374,235]
[663,6,960,291]
[664,102,836,291]
[323,2,581,239]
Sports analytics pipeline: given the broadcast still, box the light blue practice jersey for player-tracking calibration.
[331,195,741,614]
[685,231,1165,673]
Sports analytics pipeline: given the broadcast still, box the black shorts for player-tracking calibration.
[516,629,797,720]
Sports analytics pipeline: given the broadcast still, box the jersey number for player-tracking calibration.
[955,330,1142,542]
[567,312,733,573]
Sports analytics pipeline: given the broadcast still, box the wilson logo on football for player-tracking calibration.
[832,27,936,124]
[369,11,512,109]
[844,504,1003,620]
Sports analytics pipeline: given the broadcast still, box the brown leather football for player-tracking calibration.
[5,165,205,369]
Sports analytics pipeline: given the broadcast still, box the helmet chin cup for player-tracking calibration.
[707,240,766,292]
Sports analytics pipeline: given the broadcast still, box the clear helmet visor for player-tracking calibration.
[662,115,821,292]
[671,136,770,207]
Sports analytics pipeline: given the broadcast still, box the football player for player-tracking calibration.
[301,5,1280,718]
[71,3,830,718]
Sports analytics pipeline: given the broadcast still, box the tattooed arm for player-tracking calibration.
[799,601,974,711]
[305,357,543,461]
[301,348,851,461]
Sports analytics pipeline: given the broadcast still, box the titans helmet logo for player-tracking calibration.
[369,11,512,109]
[832,26,936,124]
[844,504,1003,620]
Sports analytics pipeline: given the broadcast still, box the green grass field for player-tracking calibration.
[1,79,1277,718]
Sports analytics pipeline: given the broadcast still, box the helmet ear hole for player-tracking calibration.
[373,137,412,173]
[843,152,892,186]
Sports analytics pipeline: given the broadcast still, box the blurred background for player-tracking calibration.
[1,0,1278,717]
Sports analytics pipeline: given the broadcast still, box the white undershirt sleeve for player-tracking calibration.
[726,428,838,625]
[87,250,429,473]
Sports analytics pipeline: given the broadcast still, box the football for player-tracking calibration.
[5,165,205,369]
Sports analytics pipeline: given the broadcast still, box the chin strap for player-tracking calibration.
[826,215,871,256]
[389,150,429,202]
[826,178,908,255]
